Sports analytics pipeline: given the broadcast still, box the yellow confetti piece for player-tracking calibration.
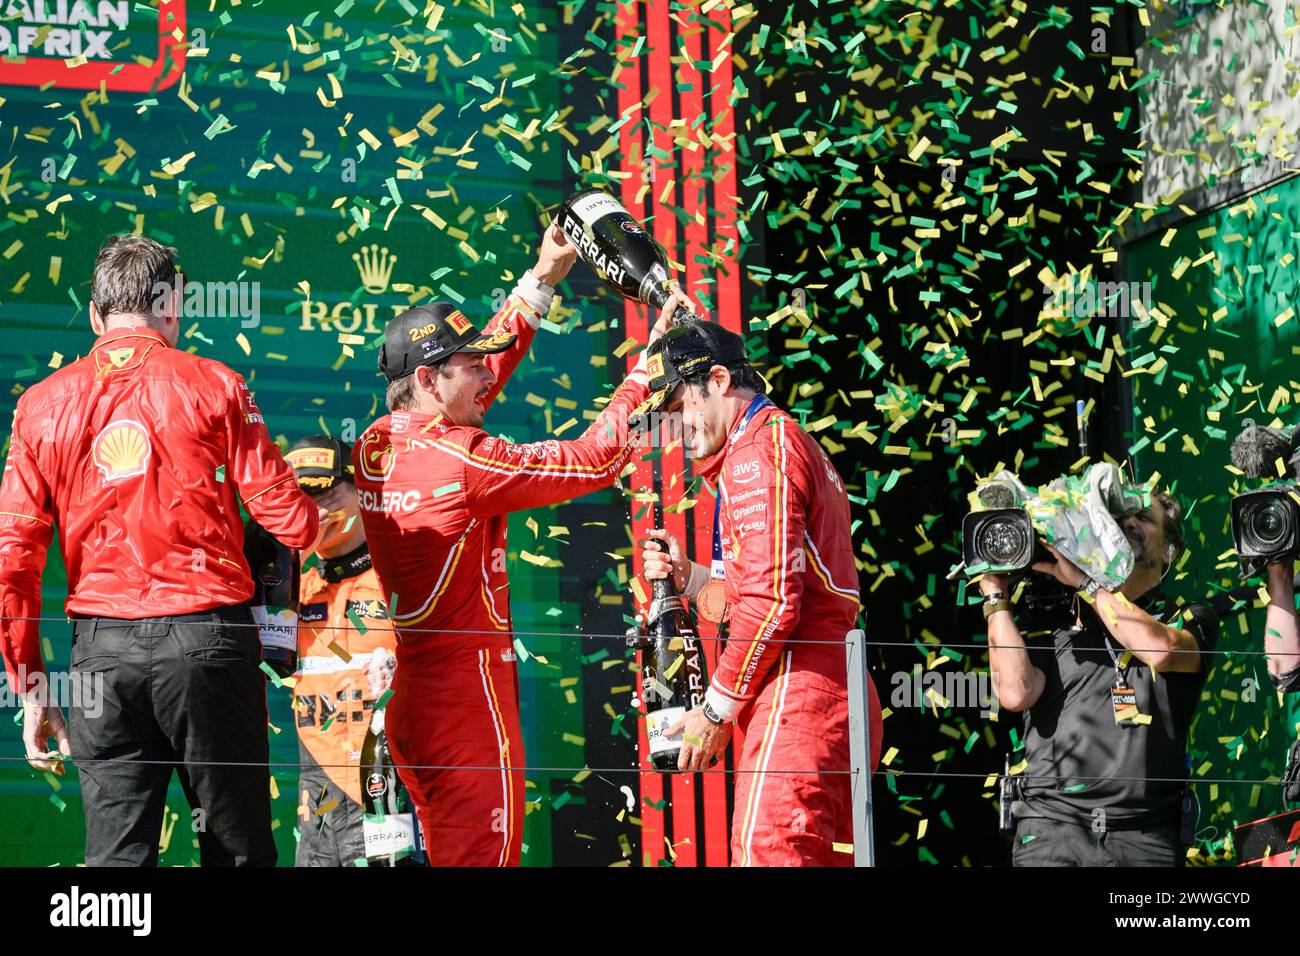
[162,151,196,175]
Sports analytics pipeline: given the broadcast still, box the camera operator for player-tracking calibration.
[1260,563,1300,693]
[980,489,1219,866]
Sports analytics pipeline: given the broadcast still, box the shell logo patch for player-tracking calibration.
[92,419,152,483]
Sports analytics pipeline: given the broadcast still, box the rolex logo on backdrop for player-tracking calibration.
[353,244,397,294]
[298,244,416,334]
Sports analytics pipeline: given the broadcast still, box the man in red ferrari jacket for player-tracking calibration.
[638,320,883,866]
[354,222,686,865]
[0,235,318,866]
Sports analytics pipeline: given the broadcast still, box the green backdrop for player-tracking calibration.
[0,0,634,865]
[1123,172,1300,861]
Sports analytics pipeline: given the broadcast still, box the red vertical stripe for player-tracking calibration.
[644,0,698,870]
[709,8,743,339]
[619,0,744,870]
[677,6,732,870]
[616,0,665,870]
[705,5,746,860]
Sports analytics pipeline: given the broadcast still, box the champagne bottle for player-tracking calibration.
[628,542,709,773]
[360,710,425,866]
[557,189,694,325]
[243,518,299,679]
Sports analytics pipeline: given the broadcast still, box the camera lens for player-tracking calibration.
[1248,499,1291,550]
[979,517,1029,566]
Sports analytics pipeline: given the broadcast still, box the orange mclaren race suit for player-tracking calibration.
[293,544,405,865]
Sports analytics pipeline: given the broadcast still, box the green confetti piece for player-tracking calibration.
[375,689,394,711]
[215,465,226,483]
[49,794,66,813]
[259,661,283,688]
[346,607,368,634]
[433,481,461,498]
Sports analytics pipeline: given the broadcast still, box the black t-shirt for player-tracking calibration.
[1017,590,1219,829]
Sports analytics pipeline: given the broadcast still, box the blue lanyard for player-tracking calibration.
[711,395,774,566]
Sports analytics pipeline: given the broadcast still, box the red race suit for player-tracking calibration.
[354,297,649,866]
[0,327,317,691]
[697,397,883,866]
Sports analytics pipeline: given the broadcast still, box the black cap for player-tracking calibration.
[378,302,516,382]
[286,436,354,493]
[633,321,749,421]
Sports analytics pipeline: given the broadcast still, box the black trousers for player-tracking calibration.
[294,764,366,868]
[69,604,276,867]
[1012,814,1183,867]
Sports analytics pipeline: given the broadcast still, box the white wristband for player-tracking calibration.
[704,685,741,723]
[512,271,555,326]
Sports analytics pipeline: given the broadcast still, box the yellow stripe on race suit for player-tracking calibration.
[478,648,513,867]
[428,434,624,480]
[479,543,510,629]
[0,511,52,525]
[480,580,509,630]
[733,417,788,695]
[738,650,792,867]
[803,531,860,608]
[393,522,474,627]
[239,471,297,503]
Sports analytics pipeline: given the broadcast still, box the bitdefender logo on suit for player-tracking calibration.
[49,886,151,936]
